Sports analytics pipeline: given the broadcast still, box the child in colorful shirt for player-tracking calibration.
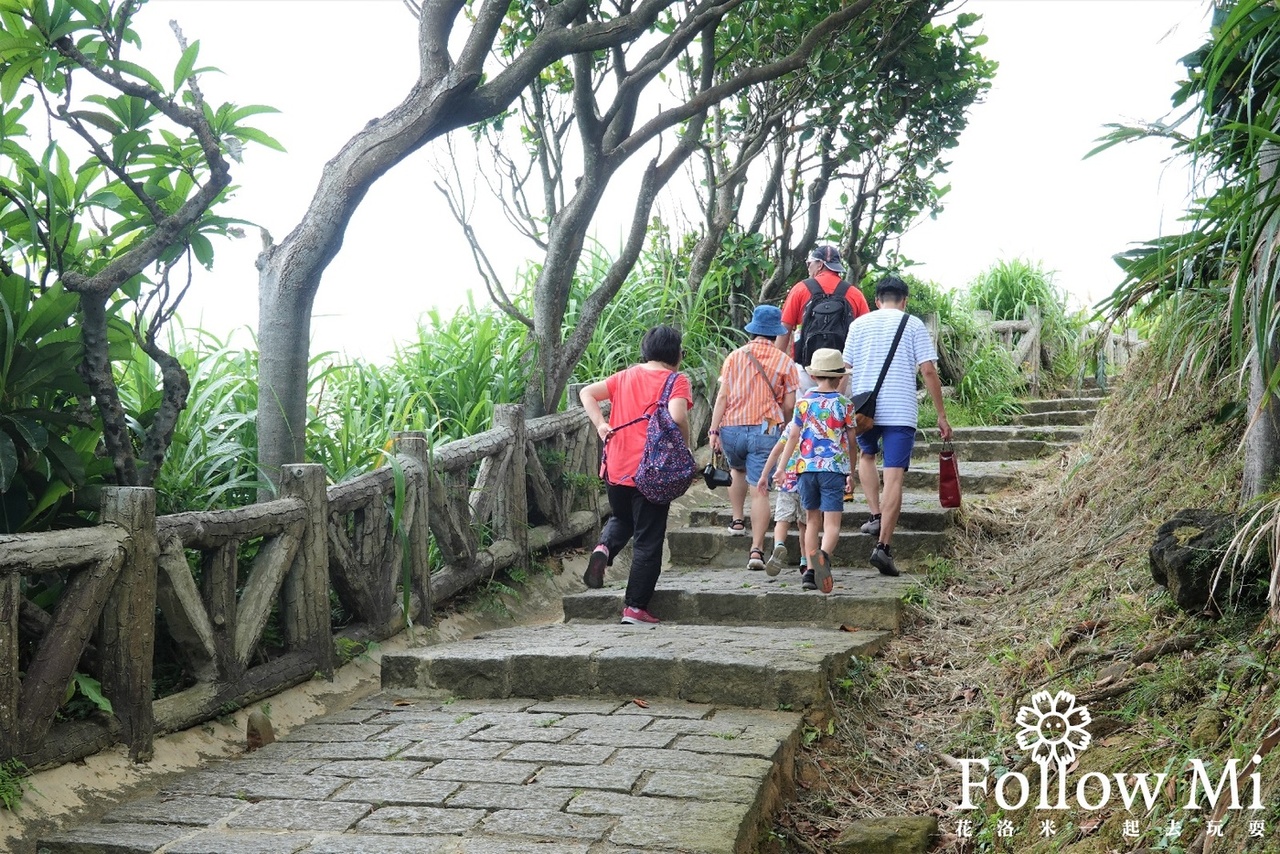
[758,432,805,578]
[772,348,856,593]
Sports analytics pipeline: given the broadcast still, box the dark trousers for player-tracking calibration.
[601,483,670,610]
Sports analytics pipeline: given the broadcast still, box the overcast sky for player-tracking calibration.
[141,0,1208,363]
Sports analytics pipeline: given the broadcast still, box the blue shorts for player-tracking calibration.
[797,471,846,513]
[855,425,916,470]
[720,424,781,485]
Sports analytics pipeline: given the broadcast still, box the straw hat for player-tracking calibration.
[807,348,848,378]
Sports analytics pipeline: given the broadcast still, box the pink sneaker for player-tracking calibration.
[583,545,608,589]
[620,606,660,627]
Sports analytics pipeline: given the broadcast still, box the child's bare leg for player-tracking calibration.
[821,509,843,557]
[803,509,822,559]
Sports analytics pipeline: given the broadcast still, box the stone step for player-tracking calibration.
[902,458,1036,492]
[691,493,954,532]
[563,567,914,631]
[922,425,1086,442]
[668,526,949,569]
[1017,396,1105,414]
[40,692,805,854]
[381,623,890,710]
[1012,408,1096,427]
[914,439,1069,461]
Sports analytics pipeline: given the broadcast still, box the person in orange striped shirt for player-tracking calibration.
[708,305,800,570]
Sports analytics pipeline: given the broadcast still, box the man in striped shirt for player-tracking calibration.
[842,276,952,576]
[709,305,800,570]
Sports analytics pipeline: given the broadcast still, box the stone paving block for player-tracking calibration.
[399,739,512,762]
[531,764,641,792]
[353,805,485,835]
[312,759,431,778]
[38,821,193,853]
[593,646,681,698]
[225,799,370,831]
[302,835,465,854]
[609,748,774,778]
[470,724,579,743]
[528,698,627,715]
[349,691,450,710]
[456,839,591,854]
[613,700,713,719]
[381,719,489,742]
[447,782,576,811]
[465,711,564,728]
[674,733,785,758]
[646,718,746,736]
[216,758,329,776]
[100,795,244,826]
[439,698,537,714]
[508,647,596,698]
[370,709,462,725]
[419,759,540,784]
[554,713,652,730]
[293,740,415,761]
[479,808,613,841]
[157,769,232,796]
[501,742,616,765]
[608,815,738,853]
[281,723,393,743]
[165,830,318,853]
[215,772,349,800]
[330,777,460,805]
[231,741,313,761]
[566,791,751,824]
[641,770,760,803]
[568,728,675,749]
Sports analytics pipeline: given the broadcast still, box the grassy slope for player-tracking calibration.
[770,354,1280,853]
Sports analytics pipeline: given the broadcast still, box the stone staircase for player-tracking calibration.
[38,389,1104,854]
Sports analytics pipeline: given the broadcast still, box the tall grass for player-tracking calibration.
[967,258,1083,385]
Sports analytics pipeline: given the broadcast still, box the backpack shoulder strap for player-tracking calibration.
[803,277,822,299]
[832,280,851,300]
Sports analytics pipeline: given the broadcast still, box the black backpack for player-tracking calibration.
[795,278,855,366]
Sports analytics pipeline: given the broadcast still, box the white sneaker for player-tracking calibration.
[765,543,787,577]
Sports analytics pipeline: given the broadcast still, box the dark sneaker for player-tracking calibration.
[765,543,787,577]
[748,548,766,571]
[813,548,834,594]
[583,545,608,589]
[860,515,881,535]
[621,606,660,627]
[870,543,900,577]
[800,569,817,591]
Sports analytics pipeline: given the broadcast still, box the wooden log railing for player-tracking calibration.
[0,405,602,771]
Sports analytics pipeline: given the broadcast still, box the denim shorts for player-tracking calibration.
[797,471,846,513]
[720,424,781,485]
[855,425,916,470]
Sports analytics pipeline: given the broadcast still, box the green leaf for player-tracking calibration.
[0,431,17,490]
[230,125,285,153]
[70,672,113,714]
[4,414,47,452]
[172,40,199,93]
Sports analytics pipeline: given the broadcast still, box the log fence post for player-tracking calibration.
[393,432,434,628]
[279,464,333,678]
[98,487,157,762]
[492,405,529,574]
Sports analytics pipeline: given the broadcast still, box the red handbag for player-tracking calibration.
[939,441,961,508]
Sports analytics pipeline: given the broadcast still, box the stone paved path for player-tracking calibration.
[38,392,1102,854]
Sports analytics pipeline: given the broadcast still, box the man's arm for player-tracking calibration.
[774,329,792,356]
[919,361,952,441]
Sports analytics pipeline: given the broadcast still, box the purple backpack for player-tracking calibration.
[610,371,696,504]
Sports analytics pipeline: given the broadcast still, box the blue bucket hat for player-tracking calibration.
[744,304,787,338]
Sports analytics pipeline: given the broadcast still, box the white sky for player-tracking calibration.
[138,0,1209,363]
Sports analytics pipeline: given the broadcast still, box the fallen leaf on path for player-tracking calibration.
[392,700,415,707]
[838,623,860,632]
[632,698,650,709]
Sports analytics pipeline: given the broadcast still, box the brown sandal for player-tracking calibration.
[727,518,746,535]
[748,547,766,571]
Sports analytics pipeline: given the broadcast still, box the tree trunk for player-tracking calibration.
[1243,138,1280,502]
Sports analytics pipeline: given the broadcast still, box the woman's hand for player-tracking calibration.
[709,431,721,452]
[596,422,612,442]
